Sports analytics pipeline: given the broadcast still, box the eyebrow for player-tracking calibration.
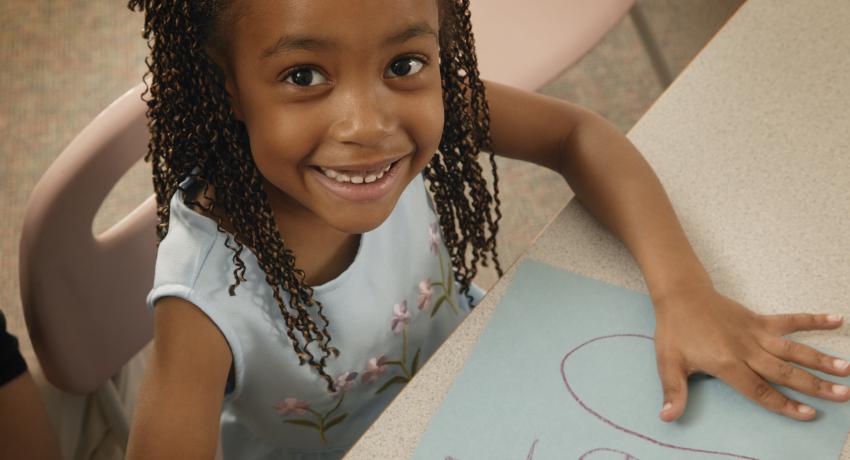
[261,22,437,60]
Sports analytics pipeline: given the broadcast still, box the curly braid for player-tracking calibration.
[128,0,502,391]
[429,0,503,300]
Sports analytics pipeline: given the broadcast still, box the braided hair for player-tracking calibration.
[127,0,502,391]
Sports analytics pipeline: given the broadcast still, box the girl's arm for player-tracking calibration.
[127,297,232,459]
[0,373,61,460]
[483,80,849,421]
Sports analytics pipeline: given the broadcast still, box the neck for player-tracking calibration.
[263,181,360,287]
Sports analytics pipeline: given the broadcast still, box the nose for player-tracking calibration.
[328,83,399,148]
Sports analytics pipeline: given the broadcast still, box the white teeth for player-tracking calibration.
[320,161,394,183]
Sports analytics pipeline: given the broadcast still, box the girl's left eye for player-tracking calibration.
[385,56,427,78]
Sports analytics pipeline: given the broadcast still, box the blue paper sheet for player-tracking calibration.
[412,260,850,460]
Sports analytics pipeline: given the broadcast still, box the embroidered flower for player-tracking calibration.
[273,397,310,416]
[417,278,434,310]
[428,222,441,255]
[361,356,389,384]
[331,371,358,395]
[391,300,411,334]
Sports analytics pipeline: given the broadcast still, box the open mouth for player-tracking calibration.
[317,162,394,184]
[310,156,408,203]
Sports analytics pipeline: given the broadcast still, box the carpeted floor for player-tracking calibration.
[0,0,744,457]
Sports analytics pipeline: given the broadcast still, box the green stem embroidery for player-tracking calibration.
[281,394,349,445]
[444,292,459,315]
[434,247,460,315]
[384,339,413,379]
[402,328,408,368]
[436,245,447,288]
[374,238,461,395]
[375,329,422,394]
[326,392,344,419]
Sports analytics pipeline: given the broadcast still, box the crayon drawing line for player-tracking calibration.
[561,334,759,460]
[578,447,640,459]
[526,438,539,460]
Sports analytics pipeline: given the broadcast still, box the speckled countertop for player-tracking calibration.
[344,0,850,458]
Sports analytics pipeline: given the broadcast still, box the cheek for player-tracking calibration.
[410,90,446,160]
[420,96,445,172]
[244,108,325,187]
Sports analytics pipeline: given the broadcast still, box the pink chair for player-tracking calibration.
[19,83,155,453]
[470,0,672,91]
[18,2,668,457]
[20,82,226,459]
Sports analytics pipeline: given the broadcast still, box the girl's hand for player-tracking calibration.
[652,285,850,422]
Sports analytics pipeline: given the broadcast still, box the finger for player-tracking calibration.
[762,336,850,377]
[751,354,850,402]
[719,363,817,421]
[656,353,689,422]
[762,313,843,336]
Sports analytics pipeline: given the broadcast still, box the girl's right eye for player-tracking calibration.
[282,67,328,87]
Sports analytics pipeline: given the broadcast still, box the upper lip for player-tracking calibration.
[314,152,410,172]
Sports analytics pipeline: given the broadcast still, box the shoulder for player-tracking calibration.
[151,296,233,373]
[149,189,223,299]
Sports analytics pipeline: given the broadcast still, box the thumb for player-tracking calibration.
[657,354,689,422]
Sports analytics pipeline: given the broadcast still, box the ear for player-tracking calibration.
[206,47,246,121]
[222,77,246,122]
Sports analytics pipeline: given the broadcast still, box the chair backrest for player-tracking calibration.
[470,0,634,90]
[19,83,156,395]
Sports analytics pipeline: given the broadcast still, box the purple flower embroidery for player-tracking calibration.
[361,356,389,384]
[273,397,310,416]
[391,300,411,334]
[428,222,441,255]
[331,371,358,395]
[417,278,434,310]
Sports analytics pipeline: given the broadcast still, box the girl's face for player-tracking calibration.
[216,0,445,235]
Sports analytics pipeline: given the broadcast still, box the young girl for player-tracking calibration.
[125,0,850,459]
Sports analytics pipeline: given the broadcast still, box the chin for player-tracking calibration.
[322,202,396,235]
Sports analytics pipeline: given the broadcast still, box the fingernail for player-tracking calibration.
[662,402,672,412]
[834,359,850,371]
[828,314,844,323]
[832,384,850,396]
[798,404,815,415]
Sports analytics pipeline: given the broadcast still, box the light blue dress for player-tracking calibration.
[147,174,483,459]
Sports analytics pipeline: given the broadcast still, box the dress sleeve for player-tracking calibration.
[146,211,245,402]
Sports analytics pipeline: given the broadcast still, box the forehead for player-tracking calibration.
[228,0,441,60]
